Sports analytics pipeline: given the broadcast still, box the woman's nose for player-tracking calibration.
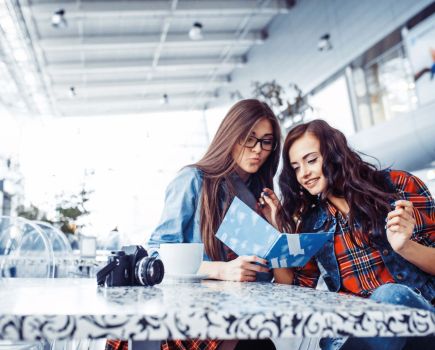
[252,141,262,153]
[300,164,310,177]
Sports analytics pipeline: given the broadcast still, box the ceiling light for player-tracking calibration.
[160,94,169,105]
[189,22,203,41]
[51,9,67,28]
[69,86,76,98]
[317,33,332,52]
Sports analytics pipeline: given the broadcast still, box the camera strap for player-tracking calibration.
[96,260,118,286]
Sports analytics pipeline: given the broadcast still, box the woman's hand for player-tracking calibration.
[258,187,281,230]
[218,255,270,282]
[386,200,416,253]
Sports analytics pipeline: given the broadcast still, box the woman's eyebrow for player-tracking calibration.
[302,152,318,159]
[291,152,318,165]
[251,132,273,137]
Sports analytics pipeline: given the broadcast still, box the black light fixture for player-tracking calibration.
[317,33,332,51]
[69,86,76,98]
[189,22,203,41]
[52,9,67,28]
[160,93,169,105]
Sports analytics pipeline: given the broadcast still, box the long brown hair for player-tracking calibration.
[193,99,281,260]
[278,119,397,244]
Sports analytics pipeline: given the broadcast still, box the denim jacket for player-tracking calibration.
[301,178,435,303]
[148,166,204,253]
[147,166,272,281]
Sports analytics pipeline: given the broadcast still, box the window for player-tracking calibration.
[307,75,355,136]
[352,45,418,129]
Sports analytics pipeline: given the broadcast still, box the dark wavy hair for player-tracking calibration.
[193,99,281,260]
[278,119,398,244]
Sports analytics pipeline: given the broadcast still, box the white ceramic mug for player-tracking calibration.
[159,243,204,276]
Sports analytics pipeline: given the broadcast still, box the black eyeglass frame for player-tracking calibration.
[239,135,277,151]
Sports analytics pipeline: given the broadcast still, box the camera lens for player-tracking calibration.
[135,256,164,286]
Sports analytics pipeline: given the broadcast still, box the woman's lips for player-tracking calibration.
[304,177,319,188]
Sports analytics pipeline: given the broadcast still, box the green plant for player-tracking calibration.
[55,187,93,234]
[251,80,313,129]
[16,204,52,223]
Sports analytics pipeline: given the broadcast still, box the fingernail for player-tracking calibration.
[385,217,388,223]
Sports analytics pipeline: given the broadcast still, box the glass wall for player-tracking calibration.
[355,45,418,128]
[310,44,420,132]
[307,75,355,136]
[403,13,435,107]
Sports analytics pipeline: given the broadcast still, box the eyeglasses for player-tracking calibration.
[239,136,277,151]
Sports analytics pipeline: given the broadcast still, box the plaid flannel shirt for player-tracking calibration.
[293,170,435,297]
[105,339,221,350]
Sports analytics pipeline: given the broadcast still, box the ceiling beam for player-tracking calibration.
[56,94,217,116]
[53,78,229,98]
[46,58,245,75]
[58,103,209,117]
[56,91,217,105]
[27,0,291,19]
[39,32,265,52]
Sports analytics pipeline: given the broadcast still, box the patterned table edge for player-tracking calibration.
[1,308,434,341]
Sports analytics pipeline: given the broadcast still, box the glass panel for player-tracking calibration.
[307,75,355,136]
[354,45,418,129]
[0,216,55,278]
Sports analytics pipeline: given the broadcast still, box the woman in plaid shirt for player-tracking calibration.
[261,119,434,350]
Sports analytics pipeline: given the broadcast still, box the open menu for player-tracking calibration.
[216,196,329,268]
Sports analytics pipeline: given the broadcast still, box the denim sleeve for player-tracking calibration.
[147,167,202,249]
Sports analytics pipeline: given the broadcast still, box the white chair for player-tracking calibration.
[1,217,103,349]
[34,221,73,254]
[0,216,54,349]
[0,215,55,278]
[33,221,76,277]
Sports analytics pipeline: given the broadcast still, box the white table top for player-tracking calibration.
[0,278,434,341]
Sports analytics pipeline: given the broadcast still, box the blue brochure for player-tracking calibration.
[216,196,329,268]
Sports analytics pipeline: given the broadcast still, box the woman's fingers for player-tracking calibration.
[240,274,256,282]
[241,262,270,273]
[394,199,413,209]
[259,188,280,211]
[387,207,414,223]
[262,193,276,207]
[237,256,269,273]
[241,270,257,278]
[242,255,269,266]
[394,200,414,216]
[386,216,414,228]
[262,188,279,203]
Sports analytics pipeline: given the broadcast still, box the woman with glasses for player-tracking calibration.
[261,119,434,350]
[148,98,281,282]
[106,99,281,350]
[141,99,280,350]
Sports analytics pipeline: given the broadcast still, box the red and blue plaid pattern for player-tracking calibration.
[104,245,239,350]
[105,339,128,350]
[105,339,221,350]
[293,170,435,296]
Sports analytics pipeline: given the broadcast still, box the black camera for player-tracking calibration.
[97,245,164,287]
